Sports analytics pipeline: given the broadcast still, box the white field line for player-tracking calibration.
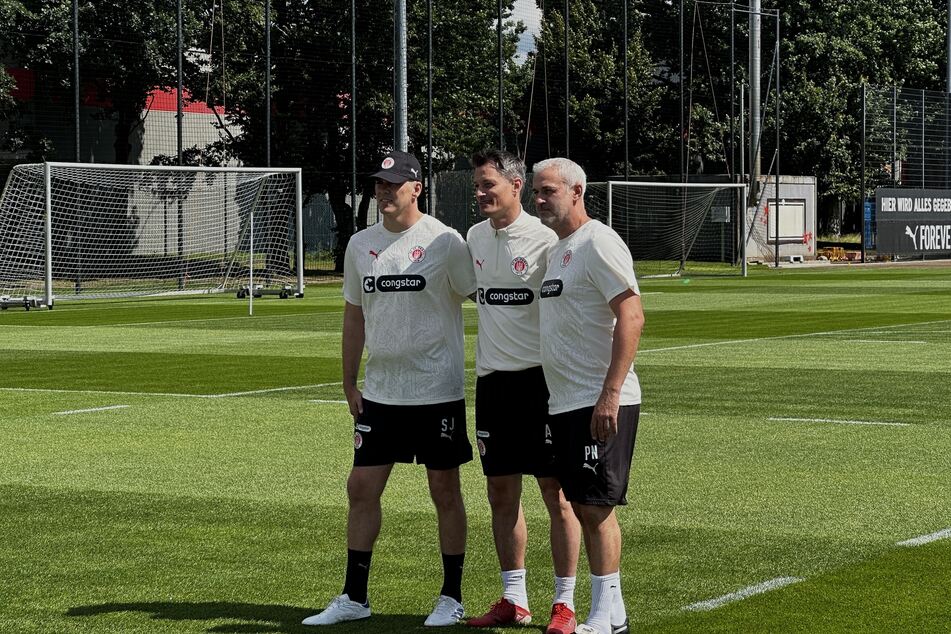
[209,383,341,398]
[850,340,927,344]
[1,381,345,399]
[3,387,209,398]
[52,404,130,416]
[896,528,951,547]
[311,399,348,404]
[768,417,910,428]
[639,318,951,355]
[683,577,803,612]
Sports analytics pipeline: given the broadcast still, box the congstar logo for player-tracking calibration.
[363,275,426,293]
[478,287,534,305]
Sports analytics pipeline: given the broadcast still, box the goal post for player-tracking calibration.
[586,180,749,278]
[0,162,305,307]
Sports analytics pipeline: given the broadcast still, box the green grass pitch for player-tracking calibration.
[1,264,950,633]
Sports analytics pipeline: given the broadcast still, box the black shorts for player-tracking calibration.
[353,398,472,470]
[475,366,555,478]
[550,404,640,506]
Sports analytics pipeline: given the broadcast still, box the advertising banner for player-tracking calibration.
[876,188,951,255]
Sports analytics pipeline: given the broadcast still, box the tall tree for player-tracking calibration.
[779,0,945,230]
[528,0,665,178]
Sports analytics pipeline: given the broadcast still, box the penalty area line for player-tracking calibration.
[768,416,910,427]
[683,576,803,612]
[896,528,951,547]
[52,404,130,416]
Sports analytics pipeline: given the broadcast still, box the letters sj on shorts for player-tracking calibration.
[876,188,951,255]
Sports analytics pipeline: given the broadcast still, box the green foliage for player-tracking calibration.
[779,0,945,203]
[532,0,665,176]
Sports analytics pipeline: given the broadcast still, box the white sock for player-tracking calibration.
[553,575,576,611]
[586,572,620,634]
[501,569,528,609]
[610,575,627,626]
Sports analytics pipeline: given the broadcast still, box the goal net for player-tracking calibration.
[0,162,304,306]
[586,181,748,278]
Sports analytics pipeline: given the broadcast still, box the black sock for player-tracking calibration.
[342,549,372,605]
[439,552,465,603]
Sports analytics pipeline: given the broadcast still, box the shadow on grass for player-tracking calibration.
[66,601,473,633]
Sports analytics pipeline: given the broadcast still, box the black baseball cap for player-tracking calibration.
[371,150,422,183]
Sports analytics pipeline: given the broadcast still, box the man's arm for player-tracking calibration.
[591,290,645,442]
[342,301,366,418]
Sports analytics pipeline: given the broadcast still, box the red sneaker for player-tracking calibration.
[465,598,532,627]
[545,602,577,634]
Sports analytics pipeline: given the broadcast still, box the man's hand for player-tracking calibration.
[591,388,620,443]
[344,383,364,419]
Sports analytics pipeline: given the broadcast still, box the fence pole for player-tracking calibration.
[623,0,629,180]
[73,0,80,162]
[177,0,183,165]
[498,0,504,149]
[922,89,926,188]
[564,0,569,158]
[892,85,897,185]
[265,0,271,167]
[680,0,684,182]
[861,83,866,263]
[427,0,433,213]
[774,13,780,269]
[351,0,358,223]
[394,0,408,151]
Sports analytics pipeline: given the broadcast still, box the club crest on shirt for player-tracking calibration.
[511,256,528,276]
[409,245,426,263]
[354,431,363,449]
[477,439,486,456]
[561,249,573,268]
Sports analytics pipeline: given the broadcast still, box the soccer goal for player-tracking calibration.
[0,162,304,308]
[586,181,748,278]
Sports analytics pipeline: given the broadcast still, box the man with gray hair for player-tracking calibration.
[465,149,581,634]
[532,157,645,634]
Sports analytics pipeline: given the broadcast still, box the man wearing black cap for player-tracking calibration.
[303,150,478,628]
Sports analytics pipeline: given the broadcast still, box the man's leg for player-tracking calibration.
[487,474,530,609]
[302,464,392,626]
[427,467,467,602]
[574,503,621,634]
[537,476,580,634]
[345,464,395,602]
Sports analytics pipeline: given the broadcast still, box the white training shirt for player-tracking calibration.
[467,209,558,376]
[343,214,477,405]
[538,219,641,414]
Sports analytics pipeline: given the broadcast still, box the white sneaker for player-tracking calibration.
[302,594,371,626]
[424,594,464,626]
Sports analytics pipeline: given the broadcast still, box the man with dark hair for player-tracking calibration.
[533,157,644,634]
[465,149,581,634]
[303,150,477,628]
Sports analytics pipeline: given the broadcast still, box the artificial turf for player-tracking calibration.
[1,264,949,632]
